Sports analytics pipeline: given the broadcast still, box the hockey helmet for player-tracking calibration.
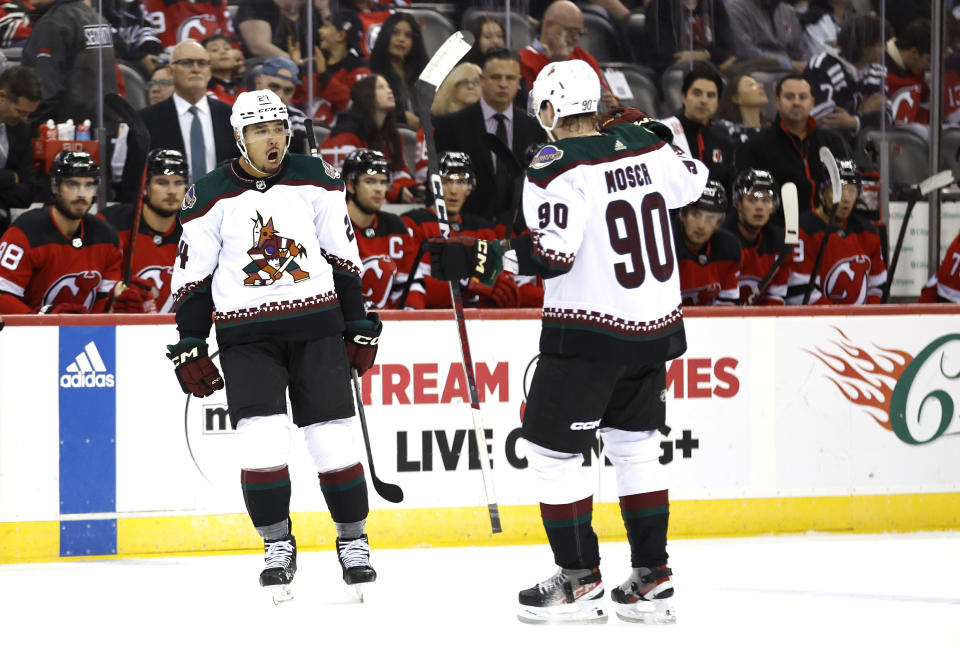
[146,149,189,181]
[814,157,861,202]
[230,89,291,166]
[438,151,476,189]
[342,148,391,189]
[691,180,728,214]
[733,168,779,209]
[51,150,100,183]
[528,59,600,135]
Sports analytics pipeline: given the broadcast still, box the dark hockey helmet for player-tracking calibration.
[814,156,861,198]
[51,150,100,184]
[146,149,188,181]
[438,151,476,189]
[691,179,728,214]
[342,148,391,187]
[733,168,779,209]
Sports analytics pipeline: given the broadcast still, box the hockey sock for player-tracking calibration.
[619,490,670,568]
[241,466,292,540]
[336,520,366,539]
[540,496,600,570]
[318,462,369,524]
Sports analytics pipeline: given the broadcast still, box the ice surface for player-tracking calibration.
[2,532,958,647]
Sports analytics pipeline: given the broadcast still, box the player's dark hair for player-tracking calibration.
[463,14,506,66]
[481,47,520,72]
[202,33,231,48]
[775,73,810,97]
[0,65,42,103]
[350,74,404,172]
[897,18,931,55]
[681,62,723,98]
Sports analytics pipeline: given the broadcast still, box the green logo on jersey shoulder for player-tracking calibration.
[182,184,197,210]
[530,145,564,170]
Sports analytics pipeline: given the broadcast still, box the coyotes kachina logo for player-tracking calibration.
[806,327,960,445]
[243,213,309,286]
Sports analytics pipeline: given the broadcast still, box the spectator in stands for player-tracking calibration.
[320,73,423,203]
[369,12,427,129]
[674,180,742,306]
[0,65,41,233]
[0,0,32,48]
[644,0,736,75]
[918,232,960,303]
[463,13,505,67]
[805,14,886,139]
[103,0,164,79]
[800,0,858,58]
[316,0,393,57]
[295,9,370,126]
[737,73,848,216]
[660,62,736,191]
[726,0,809,72]
[204,34,242,105]
[22,0,119,129]
[434,48,545,229]
[520,0,619,108]
[431,63,482,117]
[147,65,175,105]
[235,0,311,60]
[254,56,308,155]
[121,39,234,198]
[788,157,885,305]
[142,0,234,52]
[716,74,770,145]
[725,168,792,305]
[887,18,932,126]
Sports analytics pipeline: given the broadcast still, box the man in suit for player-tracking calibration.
[0,66,42,234]
[434,48,545,228]
[121,38,234,199]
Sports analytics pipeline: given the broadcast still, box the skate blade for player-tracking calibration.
[354,584,365,603]
[615,600,676,624]
[264,584,294,605]
[517,601,608,625]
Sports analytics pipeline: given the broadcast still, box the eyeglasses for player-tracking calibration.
[551,21,584,39]
[172,59,211,68]
[147,80,174,89]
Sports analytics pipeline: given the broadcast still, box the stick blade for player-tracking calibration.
[781,182,800,245]
[373,479,404,504]
[819,146,841,205]
[418,31,474,88]
[920,170,955,196]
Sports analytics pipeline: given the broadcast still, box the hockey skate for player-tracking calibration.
[610,565,676,624]
[517,568,607,625]
[336,535,377,602]
[260,535,297,605]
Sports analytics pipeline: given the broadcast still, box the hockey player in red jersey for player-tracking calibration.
[919,232,960,303]
[142,0,234,51]
[403,152,540,309]
[341,148,424,309]
[102,149,188,313]
[0,151,145,314]
[787,158,886,305]
[674,180,741,306]
[725,169,792,305]
[426,61,708,624]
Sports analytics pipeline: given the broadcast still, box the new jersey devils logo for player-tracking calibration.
[43,271,102,310]
[138,265,175,313]
[825,254,871,304]
[361,254,397,309]
[177,15,214,43]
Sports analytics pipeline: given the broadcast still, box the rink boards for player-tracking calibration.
[1,306,959,562]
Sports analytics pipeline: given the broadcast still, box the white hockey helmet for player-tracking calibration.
[230,89,291,167]
[527,59,601,135]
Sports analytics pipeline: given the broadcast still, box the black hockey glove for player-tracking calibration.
[344,312,382,376]
[166,337,224,397]
[424,236,503,285]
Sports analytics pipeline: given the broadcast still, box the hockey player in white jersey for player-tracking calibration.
[166,89,380,603]
[426,60,708,624]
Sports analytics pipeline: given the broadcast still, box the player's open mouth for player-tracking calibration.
[267,150,280,163]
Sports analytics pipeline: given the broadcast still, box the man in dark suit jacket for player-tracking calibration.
[120,39,234,201]
[0,66,43,234]
[434,48,545,228]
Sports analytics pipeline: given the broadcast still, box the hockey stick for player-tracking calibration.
[414,31,503,534]
[744,182,799,306]
[351,368,404,503]
[881,170,955,303]
[396,239,425,309]
[304,117,318,157]
[104,93,150,287]
[802,147,842,305]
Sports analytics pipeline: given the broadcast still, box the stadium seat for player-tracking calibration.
[312,124,330,151]
[460,8,536,51]
[580,12,620,63]
[623,12,647,63]
[939,126,960,178]
[118,63,148,111]
[398,126,418,175]
[602,63,659,115]
[861,128,931,196]
[1,47,21,63]
[402,8,456,59]
[660,66,685,117]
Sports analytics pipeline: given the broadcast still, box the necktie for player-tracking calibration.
[493,113,511,195]
[189,105,207,181]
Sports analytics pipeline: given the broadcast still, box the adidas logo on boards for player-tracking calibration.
[60,341,115,388]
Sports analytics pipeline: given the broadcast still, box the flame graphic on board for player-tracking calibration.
[805,328,914,430]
